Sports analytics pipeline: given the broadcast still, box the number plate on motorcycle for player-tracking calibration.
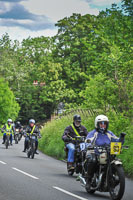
[110,142,122,155]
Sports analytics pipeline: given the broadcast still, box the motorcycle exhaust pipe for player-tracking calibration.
[79,175,86,186]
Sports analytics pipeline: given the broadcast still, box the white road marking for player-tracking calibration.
[53,186,88,200]
[0,161,7,165]
[12,167,39,180]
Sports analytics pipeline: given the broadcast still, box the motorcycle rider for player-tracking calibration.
[15,121,23,140]
[62,114,88,170]
[23,119,41,154]
[2,119,15,145]
[85,114,125,190]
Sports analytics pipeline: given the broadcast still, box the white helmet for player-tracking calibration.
[95,115,109,129]
[7,119,12,123]
[29,119,35,124]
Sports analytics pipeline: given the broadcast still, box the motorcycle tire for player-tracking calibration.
[31,142,35,159]
[5,136,9,149]
[27,150,31,158]
[108,165,125,200]
[15,136,18,144]
[85,179,95,194]
[5,140,9,149]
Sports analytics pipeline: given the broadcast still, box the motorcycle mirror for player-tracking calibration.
[120,132,126,138]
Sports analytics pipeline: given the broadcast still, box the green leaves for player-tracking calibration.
[0,78,20,124]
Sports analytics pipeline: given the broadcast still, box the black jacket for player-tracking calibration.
[62,123,88,144]
[24,125,41,137]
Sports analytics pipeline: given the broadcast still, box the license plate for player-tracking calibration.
[110,142,122,155]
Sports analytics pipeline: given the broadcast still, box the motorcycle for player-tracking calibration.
[27,133,37,159]
[14,129,19,144]
[65,136,86,176]
[78,133,128,200]
[14,128,23,143]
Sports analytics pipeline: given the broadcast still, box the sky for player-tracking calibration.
[0,0,122,42]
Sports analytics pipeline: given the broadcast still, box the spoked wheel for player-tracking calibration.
[85,178,96,194]
[108,165,125,200]
[5,140,9,149]
[5,135,9,149]
[15,135,18,144]
[27,149,31,158]
[31,143,35,159]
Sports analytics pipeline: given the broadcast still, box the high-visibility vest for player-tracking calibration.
[30,125,36,135]
[5,124,13,134]
[71,124,80,137]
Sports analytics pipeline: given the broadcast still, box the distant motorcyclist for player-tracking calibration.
[62,114,88,169]
[2,119,15,145]
[14,121,23,140]
[85,114,125,190]
[15,121,22,129]
[23,119,41,154]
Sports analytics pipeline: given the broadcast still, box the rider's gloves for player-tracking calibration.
[64,136,71,142]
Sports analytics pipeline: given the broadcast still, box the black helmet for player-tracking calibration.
[16,121,20,125]
[73,114,81,122]
[29,119,35,124]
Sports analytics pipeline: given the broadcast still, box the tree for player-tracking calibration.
[0,78,20,124]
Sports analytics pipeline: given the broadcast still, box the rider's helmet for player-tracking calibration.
[29,119,35,125]
[73,114,81,127]
[16,121,20,125]
[7,119,12,124]
[95,115,109,133]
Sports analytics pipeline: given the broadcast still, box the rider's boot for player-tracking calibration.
[67,162,74,170]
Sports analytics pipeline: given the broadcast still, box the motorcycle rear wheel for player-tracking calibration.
[108,165,125,200]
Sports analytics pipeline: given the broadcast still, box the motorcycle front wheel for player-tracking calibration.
[108,165,125,200]
[5,135,9,149]
[31,142,35,159]
[15,135,18,144]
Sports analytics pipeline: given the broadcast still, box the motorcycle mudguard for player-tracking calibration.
[111,160,122,165]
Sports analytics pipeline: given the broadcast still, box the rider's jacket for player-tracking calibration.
[15,124,22,130]
[24,125,41,137]
[2,124,15,134]
[62,123,88,144]
[86,129,120,146]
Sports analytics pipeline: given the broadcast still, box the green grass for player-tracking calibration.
[39,110,133,177]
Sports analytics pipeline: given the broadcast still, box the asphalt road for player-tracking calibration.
[0,137,132,200]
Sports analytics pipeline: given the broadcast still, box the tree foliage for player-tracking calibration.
[0,78,20,124]
[0,1,132,124]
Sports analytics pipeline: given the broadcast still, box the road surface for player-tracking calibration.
[0,137,132,200]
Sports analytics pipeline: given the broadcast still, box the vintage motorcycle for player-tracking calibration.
[14,128,23,143]
[14,129,19,144]
[27,133,37,159]
[78,133,128,200]
[65,136,86,176]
